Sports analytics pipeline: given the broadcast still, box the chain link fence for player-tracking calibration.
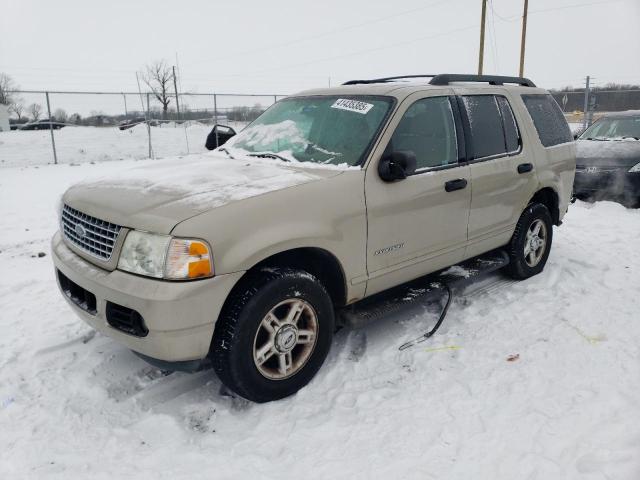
[1,90,285,167]
[551,88,640,135]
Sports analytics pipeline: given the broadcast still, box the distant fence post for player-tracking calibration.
[582,76,591,131]
[213,93,218,124]
[172,65,180,123]
[213,94,219,146]
[45,92,58,165]
[146,93,152,159]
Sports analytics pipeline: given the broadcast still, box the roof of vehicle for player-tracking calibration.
[292,74,548,100]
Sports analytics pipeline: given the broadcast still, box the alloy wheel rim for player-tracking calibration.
[252,298,318,380]
[524,219,547,267]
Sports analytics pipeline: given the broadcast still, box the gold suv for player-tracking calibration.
[52,74,576,402]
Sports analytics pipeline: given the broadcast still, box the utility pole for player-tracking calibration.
[172,65,181,121]
[478,0,487,75]
[582,76,591,130]
[519,0,529,77]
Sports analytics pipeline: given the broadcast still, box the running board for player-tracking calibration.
[338,249,510,329]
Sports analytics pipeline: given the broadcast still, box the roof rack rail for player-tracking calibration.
[342,75,436,85]
[429,74,535,87]
[342,74,536,87]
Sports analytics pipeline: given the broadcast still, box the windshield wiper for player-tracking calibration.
[586,137,609,141]
[218,147,235,159]
[247,152,291,162]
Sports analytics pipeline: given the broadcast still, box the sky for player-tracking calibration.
[1,0,639,114]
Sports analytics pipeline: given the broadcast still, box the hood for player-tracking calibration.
[63,153,344,234]
[576,139,640,167]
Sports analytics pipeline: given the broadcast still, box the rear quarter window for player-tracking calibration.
[496,96,520,152]
[522,94,573,147]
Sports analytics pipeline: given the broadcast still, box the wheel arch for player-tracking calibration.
[529,187,561,226]
[253,247,347,307]
[222,246,348,310]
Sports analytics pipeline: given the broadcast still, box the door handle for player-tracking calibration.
[518,163,534,174]
[444,178,468,192]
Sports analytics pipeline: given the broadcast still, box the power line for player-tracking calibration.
[491,0,625,22]
[211,24,479,79]
[189,0,456,65]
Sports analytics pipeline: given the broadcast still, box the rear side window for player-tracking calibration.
[496,96,520,152]
[462,95,506,159]
[522,94,572,147]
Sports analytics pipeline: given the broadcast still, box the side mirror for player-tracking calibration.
[378,151,417,182]
[573,133,579,140]
[206,124,237,150]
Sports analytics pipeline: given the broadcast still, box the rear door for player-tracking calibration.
[455,90,539,258]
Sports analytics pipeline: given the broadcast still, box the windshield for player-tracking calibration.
[224,96,394,166]
[580,115,640,140]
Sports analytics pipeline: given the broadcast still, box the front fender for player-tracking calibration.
[171,170,368,299]
[219,221,341,272]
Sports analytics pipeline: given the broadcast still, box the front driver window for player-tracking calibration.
[387,96,458,170]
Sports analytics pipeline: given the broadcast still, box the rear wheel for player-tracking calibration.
[211,268,334,403]
[504,203,553,280]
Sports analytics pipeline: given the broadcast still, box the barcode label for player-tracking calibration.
[330,98,374,114]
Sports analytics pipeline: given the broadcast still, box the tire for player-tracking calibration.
[504,203,553,280]
[211,267,334,403]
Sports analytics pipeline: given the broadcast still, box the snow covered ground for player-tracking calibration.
[0,122,249,168]
[1,159,640,479]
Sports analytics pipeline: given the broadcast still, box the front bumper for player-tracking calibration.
[51,231,244,363]
[573,169,640,197]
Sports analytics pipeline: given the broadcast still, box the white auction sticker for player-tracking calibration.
[331,98,374,114]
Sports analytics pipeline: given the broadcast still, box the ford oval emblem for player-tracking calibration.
[75,224,87,239]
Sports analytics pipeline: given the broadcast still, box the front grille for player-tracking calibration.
[61,204,122,260]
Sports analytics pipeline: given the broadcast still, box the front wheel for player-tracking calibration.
[504,203,553,280]
[211,268,334,403]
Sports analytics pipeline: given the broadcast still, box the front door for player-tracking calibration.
[364,92,471,296]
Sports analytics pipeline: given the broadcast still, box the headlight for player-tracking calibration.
[118,231,171,278]
[629,162,640,173]
[117,231,213,280]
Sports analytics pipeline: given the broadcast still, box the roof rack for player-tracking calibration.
[429,74,536,87]
[342,75,436,85]
[342,73,536,88]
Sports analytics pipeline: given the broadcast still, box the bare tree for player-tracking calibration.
[0,72,18,106]
[9,102,25,120]
[53,108,68,122]
[28,103,43,121]
[142,60,173,118]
